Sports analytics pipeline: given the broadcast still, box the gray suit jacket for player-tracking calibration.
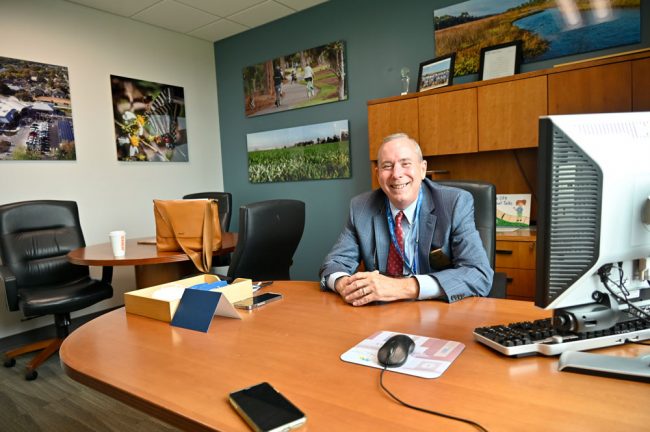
[319,179,493,302]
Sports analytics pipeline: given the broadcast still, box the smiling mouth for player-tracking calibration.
[390,182,410,190]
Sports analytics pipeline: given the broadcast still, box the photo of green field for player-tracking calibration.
[247,120,350,184]
[434,0,640,77]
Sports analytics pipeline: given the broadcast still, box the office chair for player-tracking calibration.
[227,199,305,281]
[435,180,507,299]
[183,192,233,268]
[0,200,113,380]
[182,192,232,232]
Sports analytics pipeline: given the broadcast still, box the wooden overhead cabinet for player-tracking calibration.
[367,98,418,161]
[478,76,547,151]
[632,58,650,111]
[418,88,478,156]
[548,62,632,114]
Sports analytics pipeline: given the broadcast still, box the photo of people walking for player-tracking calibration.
[243,40,347,117]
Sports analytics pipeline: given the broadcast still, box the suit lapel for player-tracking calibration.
[418,184,437,272]
[373,204,389,272]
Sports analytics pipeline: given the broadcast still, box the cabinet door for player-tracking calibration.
[632,58,650,111]
[498,268,536,301]
[478,76,547,151]
[367,99,418,161]
[495,241,536,269]
[548,62,631,114]
[418,88,477,156]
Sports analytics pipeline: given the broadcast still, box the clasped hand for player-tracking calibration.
[335,270,418,306]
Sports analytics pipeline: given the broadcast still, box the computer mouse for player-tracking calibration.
[377,334,415,368]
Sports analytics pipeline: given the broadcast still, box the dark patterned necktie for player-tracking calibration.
[387,211,404,276]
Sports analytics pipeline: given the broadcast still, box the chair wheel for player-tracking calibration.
[3,358,16,368]
[25,369,38,381]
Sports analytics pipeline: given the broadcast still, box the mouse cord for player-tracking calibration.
[379,368,489,432]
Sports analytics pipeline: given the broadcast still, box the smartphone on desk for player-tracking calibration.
[233,292,282,310]
[229,382,306,432]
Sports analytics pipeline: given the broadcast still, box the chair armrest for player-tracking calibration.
[0,265,19,311]
[488,272,508,299]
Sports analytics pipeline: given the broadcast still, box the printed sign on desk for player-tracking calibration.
[170,287,241,333]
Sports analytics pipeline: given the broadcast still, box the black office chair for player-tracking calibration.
[0,200,113,380]
[227,199,305,281]
[435,180,507,298]
[182,192,232,232]
[183,192,233,268]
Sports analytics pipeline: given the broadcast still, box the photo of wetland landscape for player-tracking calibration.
[434,0,641,77]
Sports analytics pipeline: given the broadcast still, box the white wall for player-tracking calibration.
[0,0,223,338]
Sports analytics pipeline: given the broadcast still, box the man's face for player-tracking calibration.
[376,137,427,210]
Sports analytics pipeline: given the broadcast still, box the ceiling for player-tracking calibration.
[63,0,328,42]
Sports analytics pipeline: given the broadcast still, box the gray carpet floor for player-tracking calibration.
[0,352,181,432]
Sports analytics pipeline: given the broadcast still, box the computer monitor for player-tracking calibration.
[536,111,650,334]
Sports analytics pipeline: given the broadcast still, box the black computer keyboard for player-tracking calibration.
[473,317,650,357]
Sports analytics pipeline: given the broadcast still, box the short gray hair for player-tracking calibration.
[377,133,423,161]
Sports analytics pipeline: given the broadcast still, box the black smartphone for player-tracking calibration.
[229,382,306,432]
[233,292,282,310]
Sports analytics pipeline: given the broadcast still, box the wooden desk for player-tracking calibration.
[67,232,237,288]
[60,281,649,432]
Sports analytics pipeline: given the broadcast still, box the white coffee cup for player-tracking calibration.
[109,230,126,257]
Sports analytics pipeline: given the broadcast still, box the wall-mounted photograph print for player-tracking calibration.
[417,54,456,92]
[0,56,76,161]
[111,75,187,162]
[247,119,350,184]
[243,40,347,117]
[434,0,641,77]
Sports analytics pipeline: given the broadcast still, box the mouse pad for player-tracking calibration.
[340,330,465,379]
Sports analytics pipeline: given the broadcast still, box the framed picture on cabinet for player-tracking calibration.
[416,54,455,92]
[478,40,523,81]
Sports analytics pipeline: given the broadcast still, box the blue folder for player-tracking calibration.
[189,280,229,291]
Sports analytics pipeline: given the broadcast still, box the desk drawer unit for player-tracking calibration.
[496,237,536,301]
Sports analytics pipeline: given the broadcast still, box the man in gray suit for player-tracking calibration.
[319,133,493,306]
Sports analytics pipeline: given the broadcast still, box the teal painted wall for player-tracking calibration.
[215,0,649,281]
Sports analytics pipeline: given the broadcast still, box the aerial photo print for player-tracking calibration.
[0,56,76,161]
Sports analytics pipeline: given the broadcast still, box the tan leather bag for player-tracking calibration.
[154,199,222,273]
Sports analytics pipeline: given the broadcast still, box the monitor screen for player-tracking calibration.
[536,112,650,317]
